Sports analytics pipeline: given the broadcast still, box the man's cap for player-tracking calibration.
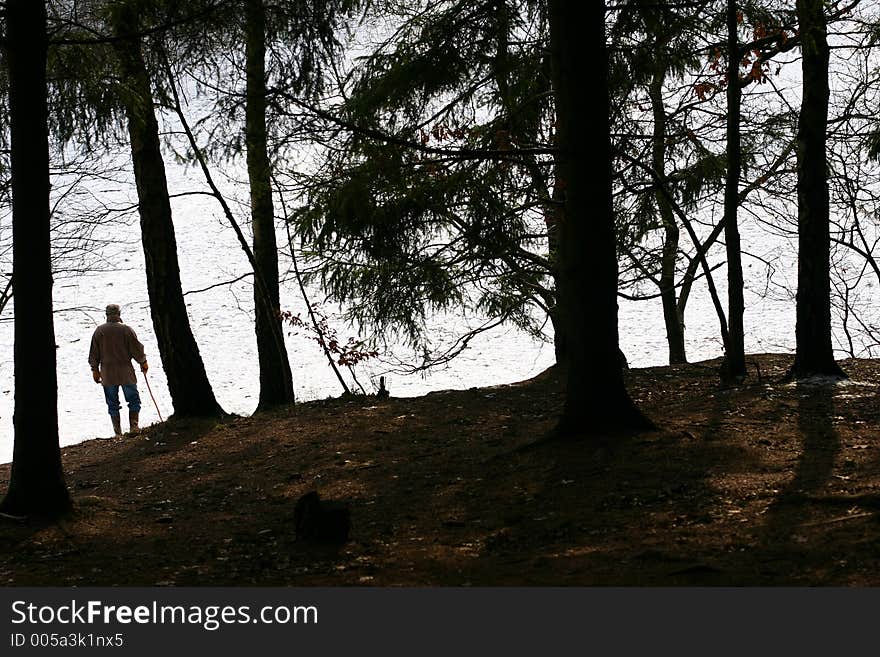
[105,304,121,317]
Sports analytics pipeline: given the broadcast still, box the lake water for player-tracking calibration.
[0,157,842,464]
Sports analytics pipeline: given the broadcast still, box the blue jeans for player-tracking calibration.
[103,383,142,416]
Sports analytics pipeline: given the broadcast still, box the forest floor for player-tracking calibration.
[2,353,880,586]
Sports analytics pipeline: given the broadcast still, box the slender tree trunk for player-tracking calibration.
[111,10,225,418]
[723,0,747,380]
[1,0,72,517]
[789,0,845,379]
[649,66,686,365]
[548,0,652,436]
[245,0,295,409]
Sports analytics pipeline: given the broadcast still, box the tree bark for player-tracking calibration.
[548,0,652,436]
[723,0,747,380]
[547,180,566,364]
[1,0,72,517]
[245,0,295,409]
[789,0,845,379]
[112,9,225,418]
[649,64,687,365]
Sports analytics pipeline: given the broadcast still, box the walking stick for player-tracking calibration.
[142,370,164,423]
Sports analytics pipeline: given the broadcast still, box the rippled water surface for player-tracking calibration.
[0,162,829,463]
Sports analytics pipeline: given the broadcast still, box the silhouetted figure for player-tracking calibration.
[88,304,149,437]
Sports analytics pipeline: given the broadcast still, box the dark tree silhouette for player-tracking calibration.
[245,0,295,410]
[548,0,652,436]
[648,38,687,365]
[723,0,746,381]
[1,0,72,517]
[789,0,846,379]
[109,4,226,418]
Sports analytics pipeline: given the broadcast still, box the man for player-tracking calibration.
[88,304,149,437]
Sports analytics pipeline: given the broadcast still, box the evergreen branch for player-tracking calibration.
[269,89,555,161]
[48,1,232,46]
[608,1,712,11]
[274,173,351,396]
[379,316,508,374]
[411,73,495,133]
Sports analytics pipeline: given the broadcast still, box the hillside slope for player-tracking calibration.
[2,354,879,585]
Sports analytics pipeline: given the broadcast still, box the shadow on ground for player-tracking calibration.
[2,354,880,585]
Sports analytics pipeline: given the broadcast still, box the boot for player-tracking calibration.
[129,411,139,433]
[111,415,122,437]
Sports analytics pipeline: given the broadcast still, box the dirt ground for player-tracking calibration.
[1,353,879,586]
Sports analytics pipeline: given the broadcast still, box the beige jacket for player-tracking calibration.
[88,319,147,386]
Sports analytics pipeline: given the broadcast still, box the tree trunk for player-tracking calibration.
[547,188,565,364]
[112,9,225,418]
[245,0,295,409]
[548,0,652,436]
[723,0,747,381]
[649,65,687,365]
[1,0,72,517]
[789,0,845,379]
[547,185,565,365]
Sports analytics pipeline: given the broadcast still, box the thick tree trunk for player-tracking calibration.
[723,0,747,381]
[112,11,225,418]
[245,0,295,410]
[548,0,652,436]
[1,0,72,517]
[790,0,845,379]
[649,67,686,365]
